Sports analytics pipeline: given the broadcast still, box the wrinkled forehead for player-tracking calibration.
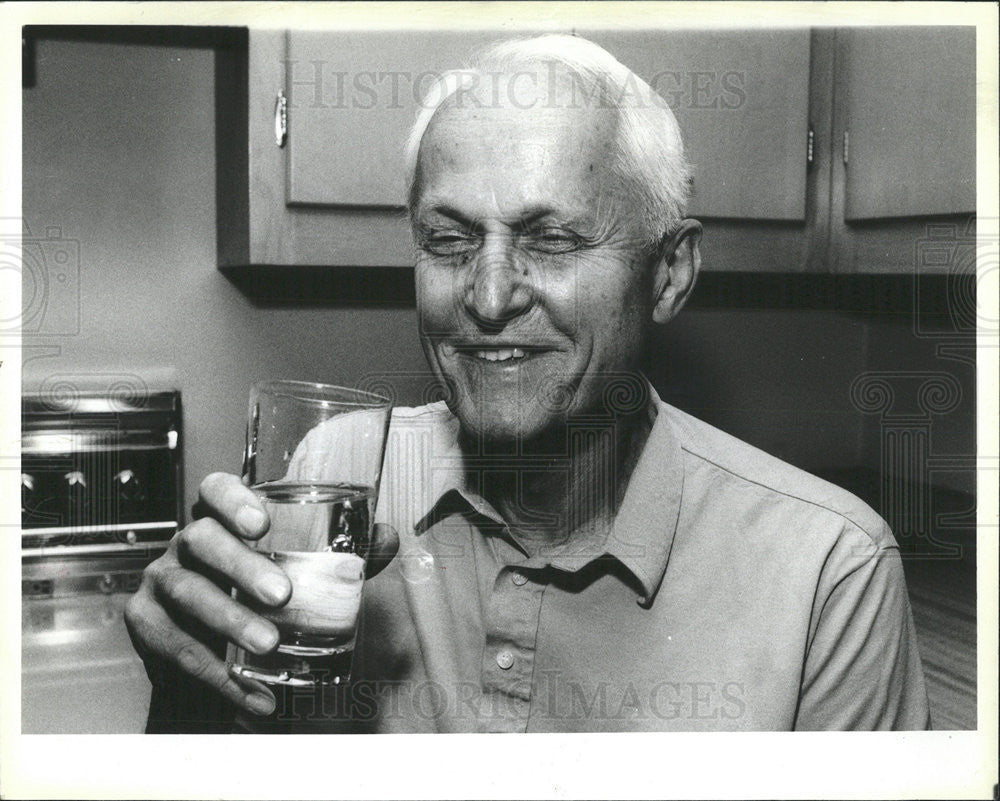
[414,67,623,215]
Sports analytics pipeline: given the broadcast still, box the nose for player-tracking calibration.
[462,234,534,329]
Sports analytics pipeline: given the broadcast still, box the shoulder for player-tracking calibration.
[663,402,894,550]
[387,401,461,444]
[377,402,463,532]
[389,401,454,424]
[294,402,455,473]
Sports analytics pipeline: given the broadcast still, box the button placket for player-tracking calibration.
[478,566,548,731]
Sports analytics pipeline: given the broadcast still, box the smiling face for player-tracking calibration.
[411,75,660,446]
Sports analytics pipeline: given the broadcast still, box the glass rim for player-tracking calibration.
[251,379,392,408]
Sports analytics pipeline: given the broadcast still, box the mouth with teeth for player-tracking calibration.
[473,347,527,362]
[440,343,551,364]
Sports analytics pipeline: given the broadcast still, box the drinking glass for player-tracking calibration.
[228,380,392,687]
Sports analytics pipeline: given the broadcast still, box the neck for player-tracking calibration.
[460,408,653,553]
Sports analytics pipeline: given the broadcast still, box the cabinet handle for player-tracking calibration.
[807,127,815,166]
[842,130,849,165]
[274,90,287,148]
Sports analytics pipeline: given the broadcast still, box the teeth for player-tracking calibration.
[475,348,526,362]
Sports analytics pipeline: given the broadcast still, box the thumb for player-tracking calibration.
[364,523,399,578]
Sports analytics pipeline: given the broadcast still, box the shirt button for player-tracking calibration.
[511,571,528,586]
[495,650,514,670]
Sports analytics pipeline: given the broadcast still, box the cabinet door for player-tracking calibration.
[286,28,812,220]
[838,27,975,221]
[587,29,811,221]
[217,29,415,270]
[827,27,976,273]
[220,27,814,271]
[286,30,502,208]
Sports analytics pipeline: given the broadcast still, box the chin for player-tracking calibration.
[455,403,567,454]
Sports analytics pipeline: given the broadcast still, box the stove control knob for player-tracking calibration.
[65,471,89,515]
[64,471,86,488]
[115,469,144,507]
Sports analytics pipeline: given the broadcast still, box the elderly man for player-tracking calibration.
[126,34,930,732]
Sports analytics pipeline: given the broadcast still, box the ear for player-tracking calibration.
[650,219,701,324]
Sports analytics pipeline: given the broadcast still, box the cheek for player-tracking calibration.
[415,263,457,336]
[573,266,651,357]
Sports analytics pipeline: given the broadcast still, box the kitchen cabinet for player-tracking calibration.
[828,27,976,273]
[286,30,505,210]
[285,29,812,221]
[217,27,815,273]
[838,27,975,221]
[587,29,813,222]
[217,29,412,270]
[216,26,976,276]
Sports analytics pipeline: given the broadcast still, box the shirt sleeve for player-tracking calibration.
[794,526,931,730]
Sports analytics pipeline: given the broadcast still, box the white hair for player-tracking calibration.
[403,33,692,247]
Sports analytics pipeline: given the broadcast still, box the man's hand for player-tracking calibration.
[124,472,399,717]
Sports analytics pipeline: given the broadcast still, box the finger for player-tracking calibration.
[227,664,276,707]
[365,522,400,579]
[177,518,291,607]
[153,563,281,655]
[161,604,276,710]
[197,472,269,540]
[126,591,276,717]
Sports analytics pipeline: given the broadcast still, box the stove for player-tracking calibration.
[21,390,182,733]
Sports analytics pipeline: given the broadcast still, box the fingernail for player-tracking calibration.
[236,505,266,534]
[258,572,290,605]
[246,622,278,653]
[246,692,275,716]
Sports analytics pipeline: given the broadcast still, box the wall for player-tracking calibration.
[22,40,428,512]
[22,38,974,517]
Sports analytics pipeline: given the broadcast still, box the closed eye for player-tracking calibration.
[418,230,481,258]
[521,227,584,254]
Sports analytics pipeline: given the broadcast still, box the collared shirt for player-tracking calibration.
[244,389,930,733]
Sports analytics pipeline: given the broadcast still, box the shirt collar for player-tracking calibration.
[411,383,684,603]
[602,384,684,604]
